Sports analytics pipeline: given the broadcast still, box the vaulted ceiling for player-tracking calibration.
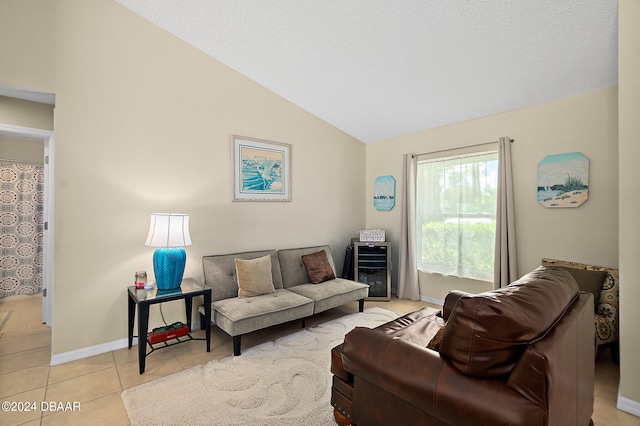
[4,1,619,144]
[116,1,617,143]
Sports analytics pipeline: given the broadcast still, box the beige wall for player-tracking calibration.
[366,87,619,301]
[0,136,44,163]
[618,0,640,411]
[0,97,52,163]
[0,1,56,94]
[1,0,365,355]
[0,96,54,131]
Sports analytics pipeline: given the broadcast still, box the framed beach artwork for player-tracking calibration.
[373,175,396,211]
[232,136,291,201]
[537,152,589,208]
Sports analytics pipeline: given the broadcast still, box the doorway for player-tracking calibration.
[0,124,54,326]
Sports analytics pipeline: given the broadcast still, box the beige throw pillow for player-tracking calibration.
[235,255,276,298]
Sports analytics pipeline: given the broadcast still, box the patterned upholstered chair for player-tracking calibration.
[542,258,619,363]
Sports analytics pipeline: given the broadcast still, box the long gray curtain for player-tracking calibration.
[493,137,518,288]
[398,153,420,300]
[0,162,44,297]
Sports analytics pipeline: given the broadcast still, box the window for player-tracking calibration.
[416,151,499,282]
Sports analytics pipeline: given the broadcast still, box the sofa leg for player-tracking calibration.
[233,335,241,356]
[302,317,306,328]
[358,299,364,312]
[333,408,354,426]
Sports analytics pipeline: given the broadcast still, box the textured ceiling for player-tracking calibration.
[120,2,615,143]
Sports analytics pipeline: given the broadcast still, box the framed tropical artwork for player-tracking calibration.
[537,152,589,208]
[232,135,291,201]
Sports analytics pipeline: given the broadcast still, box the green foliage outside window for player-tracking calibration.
[419,220,496,281]
[417,151,499,282]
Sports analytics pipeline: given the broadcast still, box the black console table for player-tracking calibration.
[127,278,211,374]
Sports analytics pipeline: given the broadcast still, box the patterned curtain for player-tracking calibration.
[0,162,45,297]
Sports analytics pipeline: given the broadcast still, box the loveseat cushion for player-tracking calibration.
[211,288,314,336]
[203,250,283,302]
[277,246,337,288]
[439,266,579,378]
[286,278,368,314]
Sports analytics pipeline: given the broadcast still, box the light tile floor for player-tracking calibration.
[0,294,638,425]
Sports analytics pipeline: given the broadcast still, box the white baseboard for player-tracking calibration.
[50,320,202,366]
[420,295,444,307]
[617,395,640,418]
[50,337,136,366]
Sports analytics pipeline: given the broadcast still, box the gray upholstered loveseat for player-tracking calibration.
[198,245,369,355]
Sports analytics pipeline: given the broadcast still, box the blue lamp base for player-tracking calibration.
[153,247,186,290]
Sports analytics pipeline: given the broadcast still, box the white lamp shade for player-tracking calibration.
[145,213,192,248]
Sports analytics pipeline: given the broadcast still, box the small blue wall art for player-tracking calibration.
[374,175,396,211]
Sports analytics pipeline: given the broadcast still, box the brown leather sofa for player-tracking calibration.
[331,266,595,426]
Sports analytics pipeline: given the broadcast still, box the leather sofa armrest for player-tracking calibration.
[342,327,444,414]
[331,343,351,383]
[442,290,471,321]
[342,327,545,426]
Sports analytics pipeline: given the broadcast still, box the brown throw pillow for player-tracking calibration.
[302,250,336,284]
[560,267,607,313]
[235,255,276,298]
[427,322,447,351]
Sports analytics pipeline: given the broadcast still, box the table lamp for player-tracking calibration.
[145,213,192,290]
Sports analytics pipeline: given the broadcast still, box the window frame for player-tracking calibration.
[416,147,499,282]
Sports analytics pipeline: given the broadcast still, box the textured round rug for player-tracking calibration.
[122,307,401,426]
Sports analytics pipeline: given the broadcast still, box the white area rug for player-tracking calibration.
[122,307,400,426]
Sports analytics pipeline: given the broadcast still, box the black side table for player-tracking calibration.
[127,278,211,374]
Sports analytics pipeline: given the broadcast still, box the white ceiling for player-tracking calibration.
[15,1,621,144]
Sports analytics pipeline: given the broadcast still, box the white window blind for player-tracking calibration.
[416,151,499,282]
